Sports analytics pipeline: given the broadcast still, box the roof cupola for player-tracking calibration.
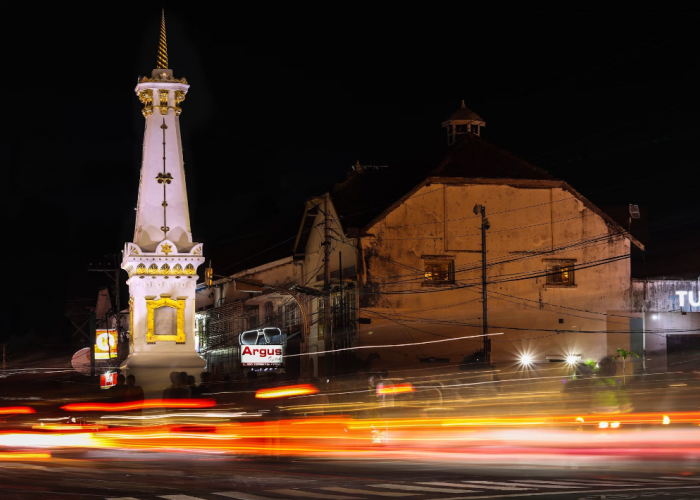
[442,101,485,145]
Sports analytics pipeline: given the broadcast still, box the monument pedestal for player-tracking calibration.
[122,351,206,399]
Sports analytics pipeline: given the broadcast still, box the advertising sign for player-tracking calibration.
[241,345,284,367]
[95,329,118,360]
[100,372,117,389]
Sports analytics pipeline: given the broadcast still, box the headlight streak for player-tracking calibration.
[0,407,35,414]
[255,385,319,399]
[0,452,51,460]
[377,383,415,395]
[32,424,108,431]
[61,399,216,412]
[282,332,504,358]
[100,412,261,420]
[3,411,700,460]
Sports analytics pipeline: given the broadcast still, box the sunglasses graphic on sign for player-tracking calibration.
[239,328,283,367]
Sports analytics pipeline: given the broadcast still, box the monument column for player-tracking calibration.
[121,11,205,396]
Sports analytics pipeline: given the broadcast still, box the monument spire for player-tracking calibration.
[157,9,168,69]
[122,11,204,395]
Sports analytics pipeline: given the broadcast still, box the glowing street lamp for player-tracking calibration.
[519,354,533,366]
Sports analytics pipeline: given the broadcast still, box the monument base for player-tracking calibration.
[121,352,206,399]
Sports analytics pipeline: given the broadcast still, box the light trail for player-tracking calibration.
[0,407,35,414]
[61,399,216,412]
[283,333,503,357]
[256,385,319,399]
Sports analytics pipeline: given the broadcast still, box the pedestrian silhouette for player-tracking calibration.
[187,374,197,397]
[125,374,144,402]
[109,374,127,402]
[163,371,180,399]
[179,372,192,398]
[197,372,211,397]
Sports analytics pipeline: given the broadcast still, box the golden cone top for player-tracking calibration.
[156,9,168,69]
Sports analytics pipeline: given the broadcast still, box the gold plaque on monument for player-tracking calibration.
[154,306,176,336]
[146,297,186,343]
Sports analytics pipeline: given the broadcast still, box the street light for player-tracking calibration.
[519,353,533,366]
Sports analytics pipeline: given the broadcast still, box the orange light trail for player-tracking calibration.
[32,424,108,431]
[61,399,216,412]
[0,452,51,460]
[255,384,318,399]
[2,410,700,460]
[0,407,35,414]
[377,383,414,395]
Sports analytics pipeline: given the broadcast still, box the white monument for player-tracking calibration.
[121,12,206,395]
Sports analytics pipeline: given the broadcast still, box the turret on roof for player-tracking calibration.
[442,100,486,144]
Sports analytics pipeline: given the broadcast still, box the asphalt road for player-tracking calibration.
[2,451,700,500]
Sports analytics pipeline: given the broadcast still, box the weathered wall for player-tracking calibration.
[358,181,634,372]
[630,280,700,372]
[631,279,700,312]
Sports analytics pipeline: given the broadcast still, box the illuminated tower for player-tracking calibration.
[121,10,205,393]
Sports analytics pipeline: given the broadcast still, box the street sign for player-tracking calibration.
[95,329,118,360]
[100,372,117,389]
[241,345,283,367]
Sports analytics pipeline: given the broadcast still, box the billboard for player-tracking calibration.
[95,329,118,360]
[100,372,117,389]
[241,345,284,367]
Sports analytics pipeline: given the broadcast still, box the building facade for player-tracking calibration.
[199,103,700,380]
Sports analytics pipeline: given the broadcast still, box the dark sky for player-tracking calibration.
[4,6,700,342]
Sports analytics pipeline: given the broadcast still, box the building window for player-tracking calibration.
[264,302,274,324]
[424,260,454,285]
[246,306,259,330]
[546,260,575,286]
[471,124,479,135]
[286,302,300,327]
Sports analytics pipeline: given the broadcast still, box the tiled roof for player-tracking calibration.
[333,134,556,230]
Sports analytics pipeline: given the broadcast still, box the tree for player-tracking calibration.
[614,348,639,384]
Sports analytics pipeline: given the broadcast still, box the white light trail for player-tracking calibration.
[283,333,503,358]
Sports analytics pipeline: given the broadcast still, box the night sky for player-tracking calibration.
[4,6,700,343]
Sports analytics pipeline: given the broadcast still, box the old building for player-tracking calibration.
[195,256,322,379]
[201,104,656,379]
[630,279,700,372]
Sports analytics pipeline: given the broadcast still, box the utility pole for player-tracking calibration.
[339,251,344,375]
[89,309,96,377]
[113,254,121,342]
[323,193,333,377]
[474,204,491,364]
[88,254,123,342]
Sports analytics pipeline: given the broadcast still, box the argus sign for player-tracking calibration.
[241,345,284,367]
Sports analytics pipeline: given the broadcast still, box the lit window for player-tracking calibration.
[424,260,454,284]
[546,261,575,286]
